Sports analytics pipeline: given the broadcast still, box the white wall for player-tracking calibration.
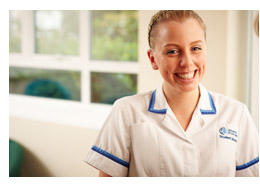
[249,11,259,129]
[138,10,163,92]
[9,117,99,177]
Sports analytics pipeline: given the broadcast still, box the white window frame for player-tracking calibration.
[9,10,139,129]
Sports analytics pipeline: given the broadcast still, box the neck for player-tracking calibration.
[163,82,200,113]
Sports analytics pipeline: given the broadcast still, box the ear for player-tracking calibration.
[147,49,159,70]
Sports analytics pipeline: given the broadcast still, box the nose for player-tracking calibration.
[179,51,193,67]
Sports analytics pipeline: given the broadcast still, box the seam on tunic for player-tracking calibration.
[91,146,129,168]
[236,157,259,170]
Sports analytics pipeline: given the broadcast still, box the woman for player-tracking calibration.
[84,10,259,177]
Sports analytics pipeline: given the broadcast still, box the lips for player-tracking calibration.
[175,70,197,80]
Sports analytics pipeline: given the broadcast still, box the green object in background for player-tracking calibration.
[9,139,23,177]
[24,79,72,100]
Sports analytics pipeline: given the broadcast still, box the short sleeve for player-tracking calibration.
[84,99,131,177]
[236,104,259,177]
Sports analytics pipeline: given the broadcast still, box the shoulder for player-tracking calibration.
[114,90,153,110]
[209,91,247,116]
[108,90,154,125]
[211,91,245,107]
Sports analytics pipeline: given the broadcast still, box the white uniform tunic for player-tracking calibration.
[84,84,259,177]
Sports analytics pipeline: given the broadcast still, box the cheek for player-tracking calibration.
[163,59,178,70]
[158,63,174,79]
[155,56,178,73]
[196,54,207,69]
[196,55,207,79]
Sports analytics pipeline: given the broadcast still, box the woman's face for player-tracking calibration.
[147,18,207,93]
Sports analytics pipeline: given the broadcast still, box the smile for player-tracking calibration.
[175,70,198,80]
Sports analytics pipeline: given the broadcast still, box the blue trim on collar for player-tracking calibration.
[236,157,259,170]
[91,146,129,168]
[200,92,217,115]
[148,90,167,114]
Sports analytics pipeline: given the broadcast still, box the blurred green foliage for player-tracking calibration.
[35,10,79,55]
[9,11,21,53]
[91,10,138,61]
[91,72,137,104]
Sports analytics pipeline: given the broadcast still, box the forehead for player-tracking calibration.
[152,19,205,47]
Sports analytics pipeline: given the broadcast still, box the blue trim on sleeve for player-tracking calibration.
[91,146,129,168]
[200,92,217,115]
[236,157,259,171]
[148,90,167,114]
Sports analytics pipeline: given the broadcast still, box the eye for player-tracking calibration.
[166,49,179,55]
[192,46,202,51]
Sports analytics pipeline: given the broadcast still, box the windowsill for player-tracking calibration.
[9,94,112,130]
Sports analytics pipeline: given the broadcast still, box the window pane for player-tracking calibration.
[91,72,137,104]
[9,11,21,53]
[91,10,138,62]
[35,10,79,55]
[9,67,81,101]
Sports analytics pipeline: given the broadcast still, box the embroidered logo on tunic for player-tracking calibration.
[219,127,227,135]
[219,127,237,143]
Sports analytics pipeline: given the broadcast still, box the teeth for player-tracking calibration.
[176,71,195,79]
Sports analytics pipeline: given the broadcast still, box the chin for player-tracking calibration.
[164,80,199,94]
[170,75,201,93]
[177,83,199,93]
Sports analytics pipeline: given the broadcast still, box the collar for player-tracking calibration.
[148,84,217,116]
[198,84,217,115]
[148,84,167,114]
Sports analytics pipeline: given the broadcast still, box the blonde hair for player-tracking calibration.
[148,10,206,48]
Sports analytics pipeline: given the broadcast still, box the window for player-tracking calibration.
[34,10,79,55]
[91,72,137,104]
[91,10,138,61]
[9,10,138,104]
[9,11,21,53]
[9,67,81,101]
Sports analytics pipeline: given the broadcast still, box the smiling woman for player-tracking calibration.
[84,10,259,177]
[147,18,207,130]
[148,19,207,95]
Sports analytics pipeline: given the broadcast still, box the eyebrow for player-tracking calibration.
[190,40,203,45]
[163,40,203,47]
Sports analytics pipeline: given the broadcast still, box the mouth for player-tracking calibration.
[174,70,198,80]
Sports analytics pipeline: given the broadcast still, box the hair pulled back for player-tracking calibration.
[148,10,206,48]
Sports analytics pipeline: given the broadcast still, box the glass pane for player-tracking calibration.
[9,11,21,53]
[9,67,81,101]
[91,10,138,61]
[35,10,79,55]
[91,72,137,104]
